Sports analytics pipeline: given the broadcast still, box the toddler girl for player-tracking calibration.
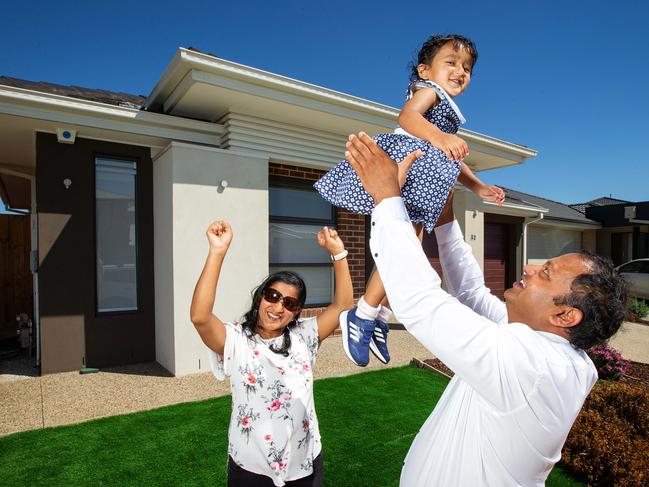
[314,34,504,366]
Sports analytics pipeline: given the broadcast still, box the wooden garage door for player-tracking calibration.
[485,222,508,299]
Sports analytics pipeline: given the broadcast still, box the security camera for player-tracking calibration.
[56,128,77,144]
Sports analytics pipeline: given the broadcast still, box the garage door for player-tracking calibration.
[485,222,508,299]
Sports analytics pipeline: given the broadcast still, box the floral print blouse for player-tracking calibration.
[208,317,321,486]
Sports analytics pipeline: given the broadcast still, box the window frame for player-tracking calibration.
[269,175,335,308]
[93,154,141,316]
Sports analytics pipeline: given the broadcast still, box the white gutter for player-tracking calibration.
[522,213,545,266]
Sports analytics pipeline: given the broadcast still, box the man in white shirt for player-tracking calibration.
[343,133,628,486]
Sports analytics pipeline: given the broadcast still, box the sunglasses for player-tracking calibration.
[262,287,301,312]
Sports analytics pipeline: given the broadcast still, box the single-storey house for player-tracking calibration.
[0,47,547,376]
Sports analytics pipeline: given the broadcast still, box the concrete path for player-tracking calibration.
[609,321,649,364]
[0,330,430,436]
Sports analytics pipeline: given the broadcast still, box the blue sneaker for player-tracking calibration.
[369,318,390,364]
[339,308,374,366]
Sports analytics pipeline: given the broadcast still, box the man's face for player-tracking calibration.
[504,253,591,329]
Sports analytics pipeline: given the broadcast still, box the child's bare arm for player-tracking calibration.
[458,163,505,205]
[398,89,468,161]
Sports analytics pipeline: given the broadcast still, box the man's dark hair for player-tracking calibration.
[409,34,479,81]
[241,270,307,356]
[554,251,628,350]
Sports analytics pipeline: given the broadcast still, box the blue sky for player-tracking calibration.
[1,0,648,209]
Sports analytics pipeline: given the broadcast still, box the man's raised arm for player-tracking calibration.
[434,194,507,324]
[344,133,517,410]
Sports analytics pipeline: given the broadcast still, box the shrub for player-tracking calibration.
[587,343,630,380]
[562,382,649,487]
[628,298,649,321]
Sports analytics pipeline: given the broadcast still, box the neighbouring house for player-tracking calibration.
[0,47,544,376]
[570,197,649,265]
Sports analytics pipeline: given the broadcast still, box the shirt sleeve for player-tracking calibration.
[435,220,508,324]
[369,197,521,410]
[291,317,319,366]
[207,322,239,380]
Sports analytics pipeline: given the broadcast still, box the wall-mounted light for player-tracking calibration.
[63,178,72,189]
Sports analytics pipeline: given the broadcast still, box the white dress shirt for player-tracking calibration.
[369,197,597,487]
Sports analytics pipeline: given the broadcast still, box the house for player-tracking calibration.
[0,47,540,376]
[571,197,649,265]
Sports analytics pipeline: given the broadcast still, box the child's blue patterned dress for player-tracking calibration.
[314,80,465,233]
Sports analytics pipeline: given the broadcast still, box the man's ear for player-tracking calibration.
[549,306,583,329]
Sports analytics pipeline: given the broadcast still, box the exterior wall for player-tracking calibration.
[453,189,484,270]
[36,134,155,374]
[268,163,367,319]
[153,148,175,372]
[154,142,270,376]
[582,229,597,253]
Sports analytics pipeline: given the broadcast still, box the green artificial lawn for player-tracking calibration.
[0,365,582,486]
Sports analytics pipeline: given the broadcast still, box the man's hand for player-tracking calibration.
[346,132,418,205]
[436,189,455,227]
[398,149,423,189]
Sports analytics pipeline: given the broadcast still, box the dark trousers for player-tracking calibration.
[227,454,323,487]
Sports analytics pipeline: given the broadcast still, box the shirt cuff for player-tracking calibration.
[434,219,463,245]
[371,197,410,225]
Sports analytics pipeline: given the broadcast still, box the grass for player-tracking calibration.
[0,365,582,486]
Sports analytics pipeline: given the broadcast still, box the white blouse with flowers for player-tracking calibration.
[208,317,321,487]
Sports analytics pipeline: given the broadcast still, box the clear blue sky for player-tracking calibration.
[1,0,648,208]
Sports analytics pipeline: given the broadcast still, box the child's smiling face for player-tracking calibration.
[417,42,474,97]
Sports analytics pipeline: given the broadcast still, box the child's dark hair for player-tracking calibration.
[410,34,479,80]
[241,270,307,356]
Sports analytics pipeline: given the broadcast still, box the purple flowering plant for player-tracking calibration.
[587,343,630,381]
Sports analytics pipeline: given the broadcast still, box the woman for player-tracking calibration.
[190,220,353,487]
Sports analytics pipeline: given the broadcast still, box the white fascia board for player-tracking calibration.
[0,85,223,147]
[147,48,537,161]
[484,200,549,218]
[532,218,601,230]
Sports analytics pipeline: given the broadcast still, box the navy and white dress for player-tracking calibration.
[314,80,465,233]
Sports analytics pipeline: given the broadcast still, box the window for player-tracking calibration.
[269,178,335,306]
[95,157,138,313]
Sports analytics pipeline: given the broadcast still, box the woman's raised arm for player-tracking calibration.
[190,220,233,355]
[314,227,354,342]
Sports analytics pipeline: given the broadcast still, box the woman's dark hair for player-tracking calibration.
[554,251,628,350]
[241,271,307,356]
[409,34,479,81]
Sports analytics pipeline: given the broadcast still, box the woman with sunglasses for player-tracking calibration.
[191,220,353,487]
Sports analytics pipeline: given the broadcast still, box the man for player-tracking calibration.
[344,133,627,486]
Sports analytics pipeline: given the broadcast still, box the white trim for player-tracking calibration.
[146,48,537,161]
[484,200,549,218]
[0,85,223,147]
[532,219,601,230]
